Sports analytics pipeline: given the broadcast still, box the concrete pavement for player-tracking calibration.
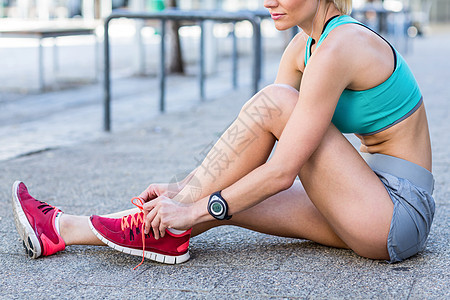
[0,25,449,299]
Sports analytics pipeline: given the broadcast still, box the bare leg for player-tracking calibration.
[60,215,102,246]
[298,125,393,259]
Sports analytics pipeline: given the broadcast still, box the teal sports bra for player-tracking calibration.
[304,15,422,135]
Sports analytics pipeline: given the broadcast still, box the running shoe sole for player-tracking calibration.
[88,218,190,265]
[11,181,42,258]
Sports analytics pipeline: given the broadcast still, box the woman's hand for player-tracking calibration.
[138,182,180,203]
[142,195,196,239]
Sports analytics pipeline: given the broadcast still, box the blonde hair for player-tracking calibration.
[332,0,352,15]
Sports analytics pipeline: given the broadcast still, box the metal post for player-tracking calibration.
[252,18,261,95]
[137,20,146,75]
[103,17,111,131]
[94,34,99,81]
[38,38,44,91]
[0,0,4,17]
[199,20,205,101]
[132,0,146,75]
[159,19,166,112]
[231,21,238,89]
[291,26,299,39]
[258,19,264,83]
[53,37,59,74]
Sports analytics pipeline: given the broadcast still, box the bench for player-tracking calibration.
[0,20,99,90]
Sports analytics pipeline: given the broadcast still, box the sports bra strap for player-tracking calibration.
[304,15,397,72]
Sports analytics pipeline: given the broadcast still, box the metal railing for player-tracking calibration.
[103,10,265,131]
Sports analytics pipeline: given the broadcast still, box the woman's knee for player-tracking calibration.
[239,84,299,134]
[242,84,298,111]
[351,237,390,261]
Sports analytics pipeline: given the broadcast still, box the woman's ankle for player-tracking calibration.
[60,214,104,246]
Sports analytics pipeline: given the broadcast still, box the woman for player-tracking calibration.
[12,0,435,265]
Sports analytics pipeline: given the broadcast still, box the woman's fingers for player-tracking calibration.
[142,195,191,239]
[139,185,157,202]
[159,220,166,239]
[151,214,162,240]
[143,198,167,239]
[143,201,157,235]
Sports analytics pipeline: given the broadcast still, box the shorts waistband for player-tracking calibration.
[361,153,434,195]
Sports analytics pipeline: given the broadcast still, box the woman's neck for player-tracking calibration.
[301,2,341,42]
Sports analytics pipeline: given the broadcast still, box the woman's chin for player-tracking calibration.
[274,23,292,31]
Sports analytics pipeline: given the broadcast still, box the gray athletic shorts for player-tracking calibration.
[361,153,435,263]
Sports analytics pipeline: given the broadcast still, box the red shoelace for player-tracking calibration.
[121,197,146,270]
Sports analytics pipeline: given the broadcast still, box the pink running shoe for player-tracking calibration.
[89,212,191,265]
[11,181,65,258]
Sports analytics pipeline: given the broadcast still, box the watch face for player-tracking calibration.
[208,193,230,220]
[211,202,223,215]
[210,195,224,216]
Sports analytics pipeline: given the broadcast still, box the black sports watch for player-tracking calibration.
[207,191,232,220]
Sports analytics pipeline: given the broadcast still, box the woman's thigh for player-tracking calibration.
[194,130,394,260]
[299,125,393,260]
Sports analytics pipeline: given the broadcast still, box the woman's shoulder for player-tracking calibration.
[318,22,386,63]
[275,31,309,88]
[312,22,397,91]
[283,31,310,71]
[290,31,310,54]
[310,23,383,74]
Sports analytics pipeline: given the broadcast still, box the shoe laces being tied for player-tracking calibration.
[122,197,146,270]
